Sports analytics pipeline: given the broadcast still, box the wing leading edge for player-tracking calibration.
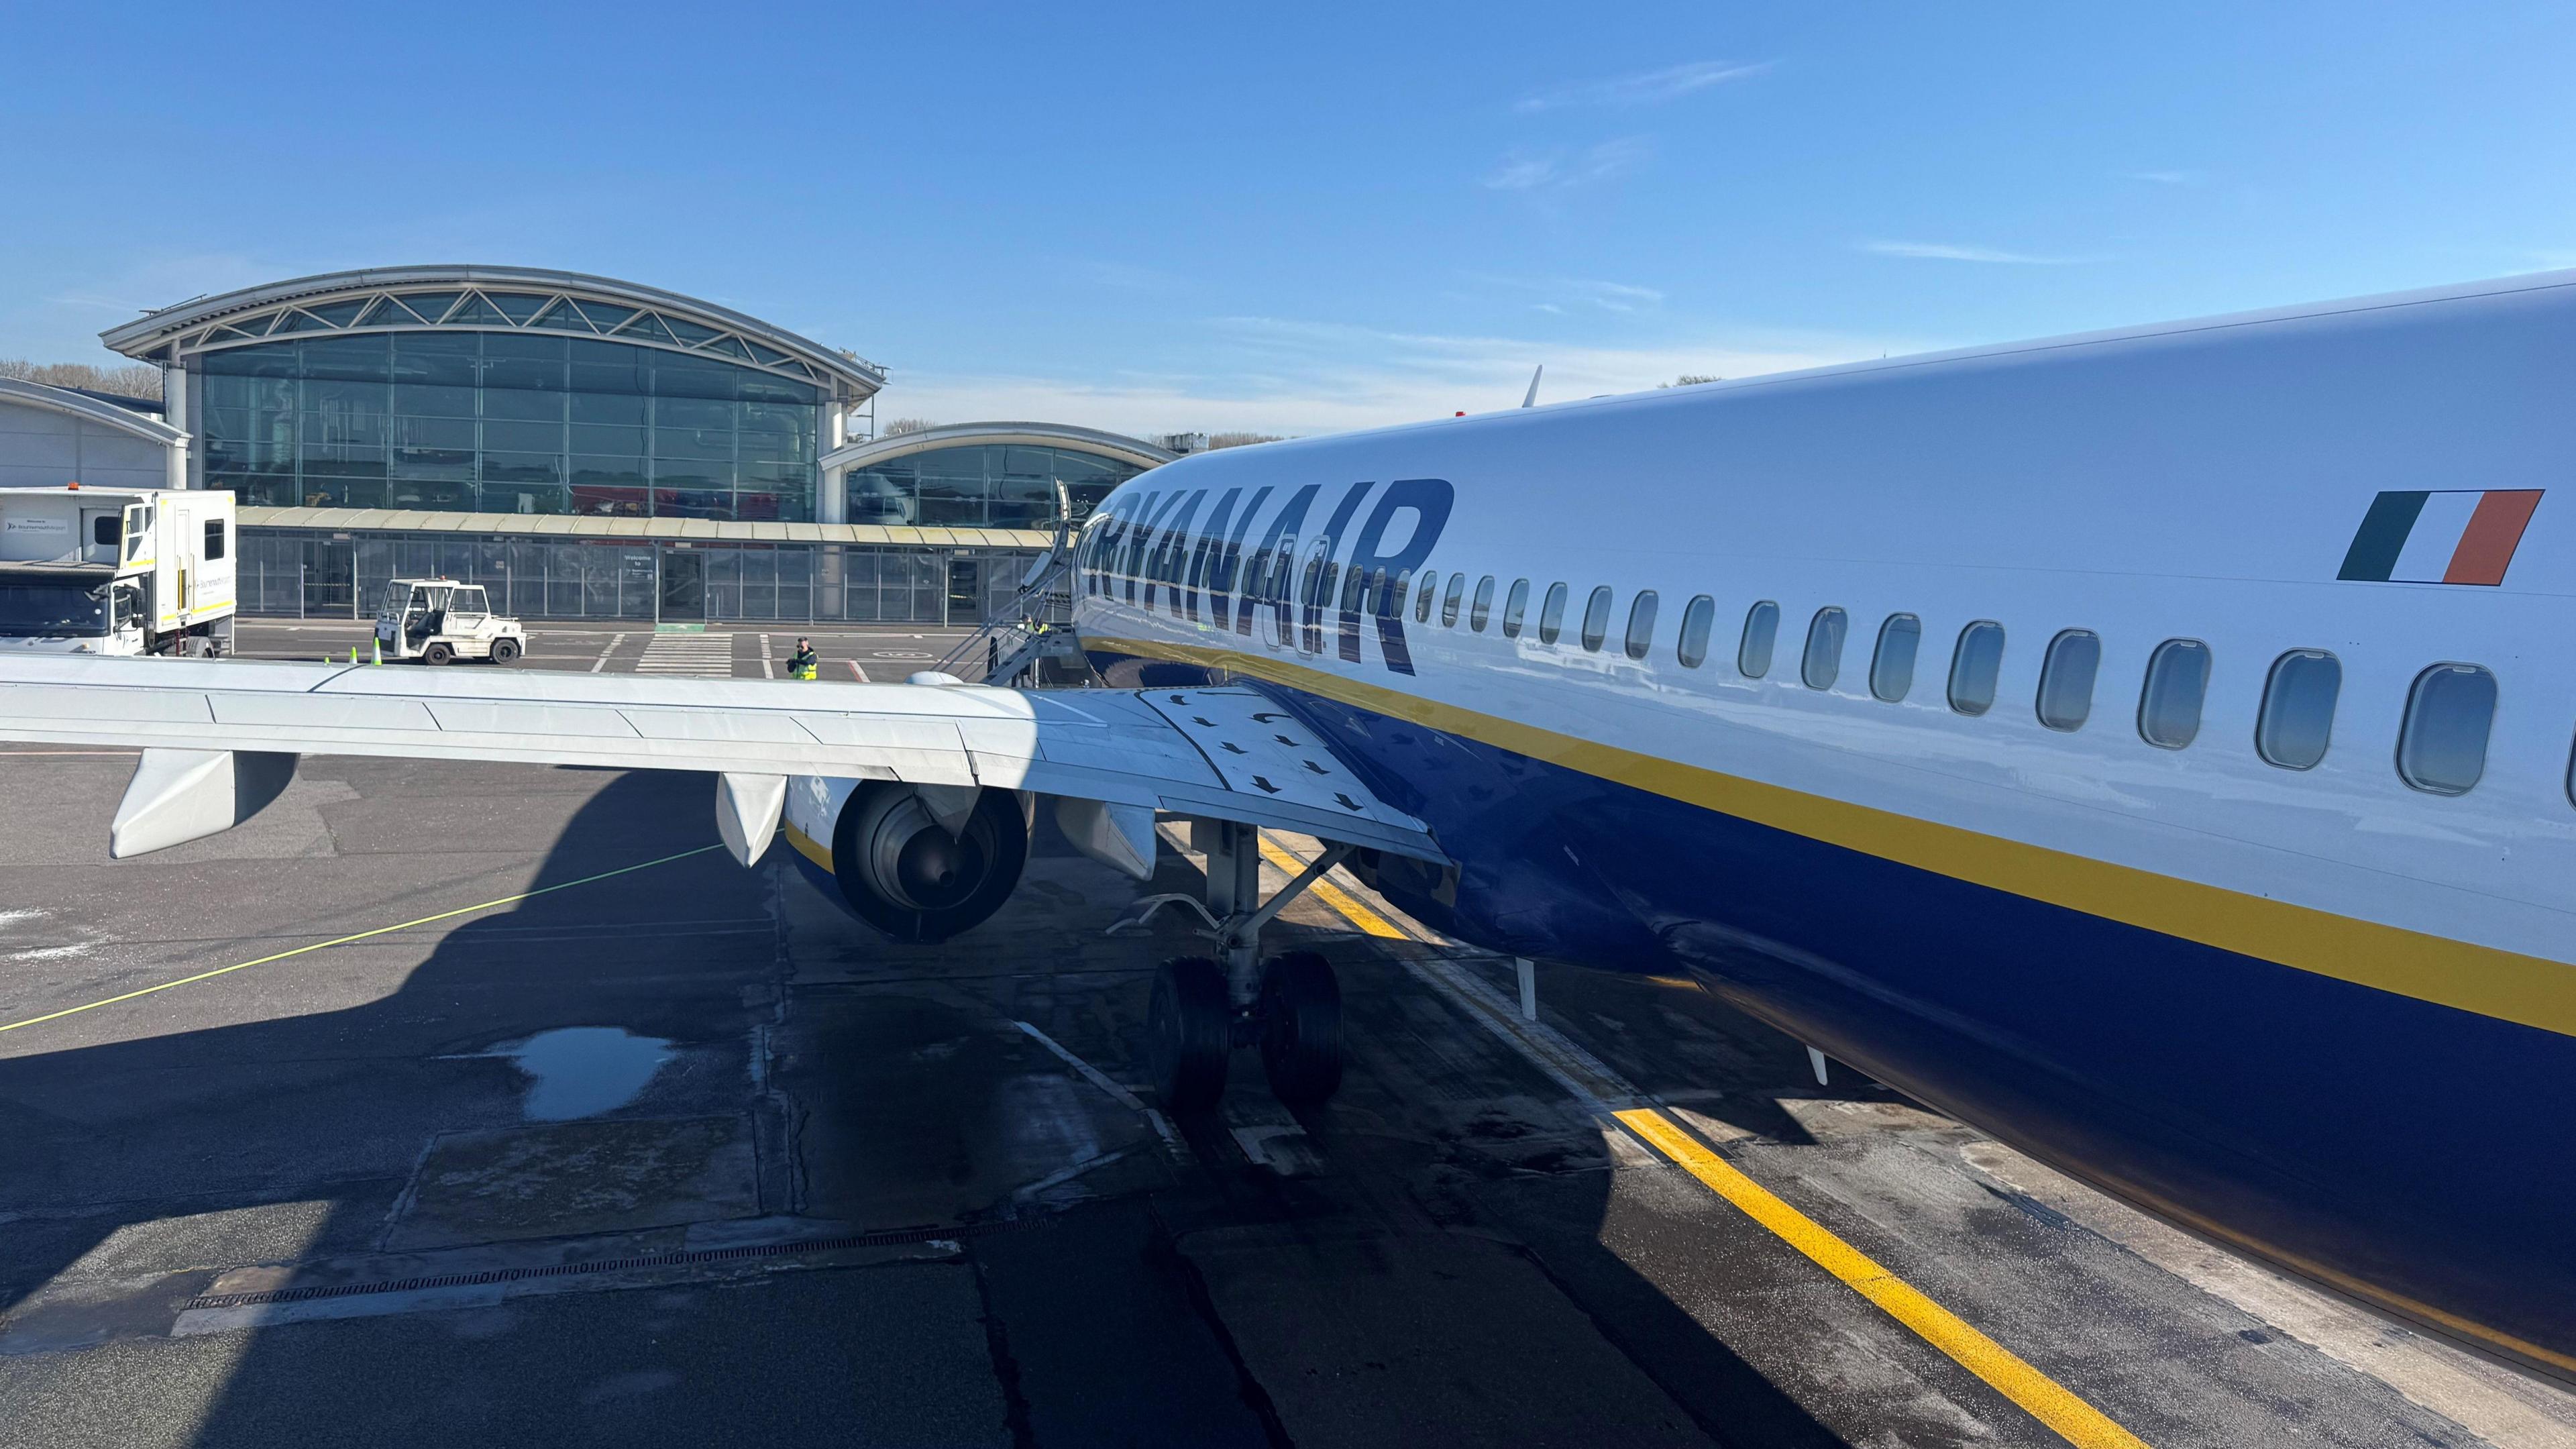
[0,657,1442,865]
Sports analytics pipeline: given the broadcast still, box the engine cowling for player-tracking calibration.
[829,782,1030,943]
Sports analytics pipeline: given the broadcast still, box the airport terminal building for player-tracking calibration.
[78,266,1172,624]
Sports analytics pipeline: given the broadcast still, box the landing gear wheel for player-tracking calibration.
[1258,950,1344,1106]
[490,637,521,664]
[1148,957,1231,1113]
[422,641,454,666]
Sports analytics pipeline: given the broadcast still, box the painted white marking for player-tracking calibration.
[588,632,626,673]
[1014,1020,1183,1155]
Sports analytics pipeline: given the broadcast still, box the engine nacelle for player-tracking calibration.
[828,781,1030,943]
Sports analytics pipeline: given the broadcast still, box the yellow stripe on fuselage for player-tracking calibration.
[1089,634,2576,1042]
[784,822,833,871]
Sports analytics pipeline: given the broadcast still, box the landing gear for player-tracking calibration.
[1148,957,1231,1112]
[1146,949,1346,1113]
[1136,820,1356,1114]
[1258,950,1342,1105]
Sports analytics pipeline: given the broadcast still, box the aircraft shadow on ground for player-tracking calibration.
[0,766,1855,1446]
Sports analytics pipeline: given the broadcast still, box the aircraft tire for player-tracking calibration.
[1258,950,1343,1106]
[1149,957,1230,1113]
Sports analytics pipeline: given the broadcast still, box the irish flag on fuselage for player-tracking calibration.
[2338,489,2544,586]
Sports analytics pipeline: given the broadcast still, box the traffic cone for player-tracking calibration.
[349,647,358,664]
[371,636,382,666]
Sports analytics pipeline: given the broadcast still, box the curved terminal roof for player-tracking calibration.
[822,421,1175,474]
[101,265,883,400]
[0,377,186,445]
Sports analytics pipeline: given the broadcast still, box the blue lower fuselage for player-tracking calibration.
[1085,645,2576,1376]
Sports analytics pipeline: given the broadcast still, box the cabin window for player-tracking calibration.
[1870,614,1921,702]
[1539,583,1569,645]
[1948,622,2004,715]
[1579,586,1614,651]
[2036,630,2101,731]
[1388,569,1412,619]
[1442,573,1467,627]
[2398,664,2497,796]
[1739,600,1779,678]
[1501,579,1531,638]
[1623,590,1660,661]
[2137,639,2211,749]
[1802,607,1847,690]
[1470,576,1496,632]
[2257,650,2341,770]
[1676,595,1715,668]
[1415,570,1437,624]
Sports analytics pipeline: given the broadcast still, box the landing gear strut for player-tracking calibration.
[1138,822,1353,1113]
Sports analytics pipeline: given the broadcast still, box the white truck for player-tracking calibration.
[0,486,236,657]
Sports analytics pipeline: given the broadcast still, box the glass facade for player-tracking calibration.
[199,333,821,520]
[237,529,1024,625]
[848,443,1145,527]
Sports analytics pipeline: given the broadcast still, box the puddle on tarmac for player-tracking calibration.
[478,1028,675,1121]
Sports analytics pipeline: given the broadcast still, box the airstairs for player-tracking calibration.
[934,521,1094,687]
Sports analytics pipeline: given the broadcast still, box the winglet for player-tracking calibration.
[1521,364,1544,409]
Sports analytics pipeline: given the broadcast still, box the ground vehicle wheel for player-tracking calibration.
[490,637,521,664]
[1148,957,1231,1113]
[422,641,454,666]
[1259,950,1344,1106]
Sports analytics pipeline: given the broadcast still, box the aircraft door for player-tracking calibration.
[1294,539,1331,655]
[1258,535,1293,650]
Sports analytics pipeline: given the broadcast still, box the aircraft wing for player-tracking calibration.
[0,655,1442,865]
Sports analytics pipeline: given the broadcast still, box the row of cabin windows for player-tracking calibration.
[1404,570,2516,801]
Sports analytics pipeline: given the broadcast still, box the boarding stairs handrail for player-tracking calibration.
[936,520,1081,684]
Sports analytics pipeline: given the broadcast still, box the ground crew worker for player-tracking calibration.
[790,637,819,680]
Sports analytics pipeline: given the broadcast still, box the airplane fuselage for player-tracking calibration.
[1067,272,2576,1377]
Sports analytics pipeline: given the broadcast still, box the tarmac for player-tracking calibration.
[0,619,2569,1447]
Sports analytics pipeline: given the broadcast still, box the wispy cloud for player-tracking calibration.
[1859,240,2085,265]
[2123,169,2204,186]
[1515,60,1770,113]
[1473,274,1665,314]
[875,316,1914,438]
[1484,136,1654,193]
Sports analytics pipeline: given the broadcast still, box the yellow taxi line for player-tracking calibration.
[1616,1108,2150,1448]
[1256,829,2150,1449]
[0,845,723,1036]
[1250,835,1408,938]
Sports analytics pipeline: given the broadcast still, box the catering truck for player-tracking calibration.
[0,486,236,656]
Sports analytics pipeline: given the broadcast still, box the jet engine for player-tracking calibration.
[828,781,1031,943]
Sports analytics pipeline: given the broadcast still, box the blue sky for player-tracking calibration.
[3,3,2573,434]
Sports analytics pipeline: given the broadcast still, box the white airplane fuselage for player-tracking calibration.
[1063,272,2576,1377]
